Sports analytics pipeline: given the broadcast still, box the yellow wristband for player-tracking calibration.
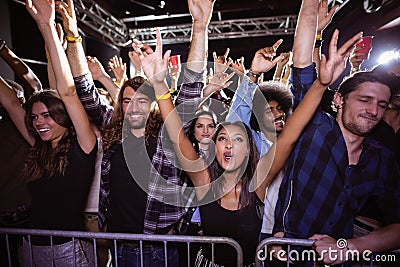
[316,33,322,40]
[66,35,82,43]
[156,92,171,101]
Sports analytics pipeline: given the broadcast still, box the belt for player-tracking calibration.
[120,240,157,249]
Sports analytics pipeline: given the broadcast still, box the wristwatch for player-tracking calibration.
[247,69,261,81]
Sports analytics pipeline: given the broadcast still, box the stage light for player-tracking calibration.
[378,50,400,65]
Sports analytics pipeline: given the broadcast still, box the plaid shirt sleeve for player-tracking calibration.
[74,74,114,130]
[143,67,206,234]
[289,63,317,110]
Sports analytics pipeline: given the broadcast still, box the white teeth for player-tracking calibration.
[129,114,142,119]
[38,128,50,132]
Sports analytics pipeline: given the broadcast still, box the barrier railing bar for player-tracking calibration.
[140,240,143,267]
[113,239,118,267]
[27,235,33,267]
[211,242,215,263]
[5,234,11,267]
[187,242,191,267]
[1,227,244,266]
[50,235,54,267]
[164,240,168,267]
[92,238,98,267]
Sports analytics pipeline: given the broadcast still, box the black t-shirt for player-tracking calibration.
[28,137,97,245]
[199,189,262,266]
[107,133,157,234]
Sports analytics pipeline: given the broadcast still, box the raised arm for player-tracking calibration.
[187,0,215,72]
[107,55,128,87]
[253,29,363,201]
[0,76,34,145]
[290,0,338,109]
[26,0,96,153]
[225,39,283,124]
[314,0,338,69]
[128,50,145,78]
[273,52,290,81]
[0,39,42,98]
[133,29,210,195]
[86,55,120,102]
[46,22,67,90]
[55,0,113,130]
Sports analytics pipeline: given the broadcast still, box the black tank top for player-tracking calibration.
[199,189,262,266]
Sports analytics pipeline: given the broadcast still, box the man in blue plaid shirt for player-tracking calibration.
[272,0,400,266]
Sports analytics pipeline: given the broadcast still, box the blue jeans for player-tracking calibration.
[112,243,179,267]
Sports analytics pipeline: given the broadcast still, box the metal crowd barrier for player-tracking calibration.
[0,227,243,267]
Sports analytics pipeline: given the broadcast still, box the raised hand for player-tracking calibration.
[318,29,363,86]
[203,71,235,98]
[25,0,55,27]
[231,56,245,76]
[349,45,367,72]
[132,29,170,89]
[55,0,78,37]
[250,39,284,74]
[276,52,291,68]
[188,0,215,27]
[213,48,233,74]
[128,50,143,74]
[86,56,108,81]
[107,55,127,84]
[317,0,338,33]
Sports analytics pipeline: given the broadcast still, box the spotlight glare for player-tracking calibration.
[378,51,400,64]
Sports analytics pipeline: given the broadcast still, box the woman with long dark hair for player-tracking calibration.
[133,28,361,266]
[0,0,97,265]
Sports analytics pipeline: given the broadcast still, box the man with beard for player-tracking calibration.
[225,40,293,157]
[273,70,400,266]
[57,0,215,265]
[268,2,400,266]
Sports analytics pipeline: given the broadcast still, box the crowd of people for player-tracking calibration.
[0,0,399,266]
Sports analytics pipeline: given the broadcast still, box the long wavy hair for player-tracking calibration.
[23,90,74,182]
[207,121,259,209]
[102,76,162,151]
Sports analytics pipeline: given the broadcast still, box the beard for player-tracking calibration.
[126,113,148,129]
[341,105,378,136]
[129,120,146,129]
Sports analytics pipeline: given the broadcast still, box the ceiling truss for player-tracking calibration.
[131,15,298,46]
[73,0,130,46]
[14,0,349,47]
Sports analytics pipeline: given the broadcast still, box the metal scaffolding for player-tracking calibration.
[131,15,298,45]
[12,0,350,47]
[73,0,130,46]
